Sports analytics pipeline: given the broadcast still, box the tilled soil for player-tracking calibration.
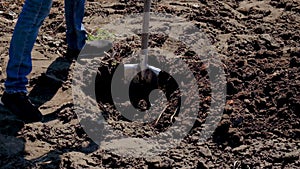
[0,0,299,168]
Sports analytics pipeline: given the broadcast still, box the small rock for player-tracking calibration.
[260,34,280,49]
[256,50,277,58]
[232,145,249,152]
[260,34,272,43]
[199,146,212,157]
[225,146,232,151]
[244,99,251,104]
[237,6,251,15]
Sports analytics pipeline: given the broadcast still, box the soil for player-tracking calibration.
[0,0,299,168]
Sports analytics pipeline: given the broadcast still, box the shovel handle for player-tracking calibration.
[140,0,151,71]
[141,0,151,51]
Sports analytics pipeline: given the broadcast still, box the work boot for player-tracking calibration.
[1,92,43,123]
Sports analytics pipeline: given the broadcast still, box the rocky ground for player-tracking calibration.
[0,0,299,168]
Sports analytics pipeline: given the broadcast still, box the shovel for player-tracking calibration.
[123,0,161,84]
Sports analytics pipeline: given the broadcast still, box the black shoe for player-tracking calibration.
[1,92,43,123]
[64,40,113,62]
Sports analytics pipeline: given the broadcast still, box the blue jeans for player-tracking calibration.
[5,0,86,93]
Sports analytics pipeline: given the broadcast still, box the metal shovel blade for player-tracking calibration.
[123,0,161,84]
[124,63,161,84]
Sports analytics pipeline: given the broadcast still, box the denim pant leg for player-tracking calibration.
[5,0,52,93]
[64,0,86,51]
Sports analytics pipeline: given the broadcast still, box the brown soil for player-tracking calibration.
[0,0,299,168]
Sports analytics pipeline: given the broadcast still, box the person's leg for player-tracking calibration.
[5,0,53,94]
[2,0,52,122]
[64,0,86,53]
